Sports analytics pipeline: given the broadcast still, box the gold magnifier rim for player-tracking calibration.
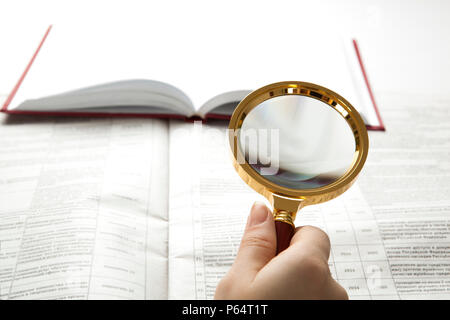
[228,81,369,207]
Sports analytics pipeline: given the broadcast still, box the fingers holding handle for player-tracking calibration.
[274,220,295,254]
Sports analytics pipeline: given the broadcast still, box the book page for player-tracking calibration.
[167,91,450,299]
[0,116,169,299]
[167,120,257,299]
[353,93,450,299]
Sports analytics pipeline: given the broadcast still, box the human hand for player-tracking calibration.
[214,202,348,300]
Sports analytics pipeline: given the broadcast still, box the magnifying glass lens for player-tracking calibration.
[229,82,369,253]
[239,95,356,190]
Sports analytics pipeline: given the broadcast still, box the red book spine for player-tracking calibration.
[2,25,52,112]
[352,39,386,131]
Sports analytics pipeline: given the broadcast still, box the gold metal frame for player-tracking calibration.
[228,81,369,226]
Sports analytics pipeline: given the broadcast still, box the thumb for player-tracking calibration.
[231,202,276,279]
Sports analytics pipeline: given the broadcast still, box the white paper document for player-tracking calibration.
[0,92,449,299]
[0,117,169,299]
[167,92,450,299]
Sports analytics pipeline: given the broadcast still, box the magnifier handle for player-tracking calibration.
[275,220,295,254]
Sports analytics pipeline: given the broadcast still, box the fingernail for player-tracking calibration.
[248,201,269,227]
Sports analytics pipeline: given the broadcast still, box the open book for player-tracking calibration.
[1,25,385,130]
[1,90,449,299]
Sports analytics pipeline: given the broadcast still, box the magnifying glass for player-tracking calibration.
[228,81,369,254]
